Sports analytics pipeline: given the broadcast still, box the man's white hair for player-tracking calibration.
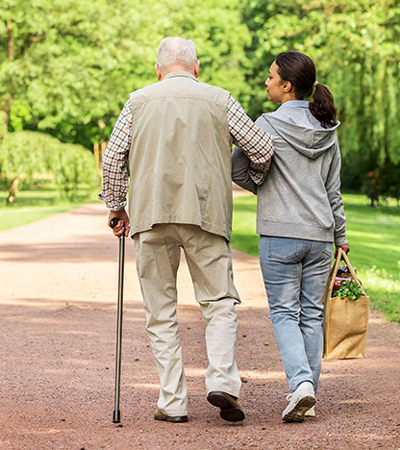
[157,37,197,70]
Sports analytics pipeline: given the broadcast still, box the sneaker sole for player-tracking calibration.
[207,393,245,422]
[282,396,316,423]
[304,409,316,418]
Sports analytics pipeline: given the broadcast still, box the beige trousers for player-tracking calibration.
[134,224,241,416]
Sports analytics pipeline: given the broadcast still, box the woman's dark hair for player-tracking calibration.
[275,51,337,128]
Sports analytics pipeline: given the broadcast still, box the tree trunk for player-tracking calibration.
[7,177,20,204]
[98,118,105,143]
[6,20,14,61]
[98,118,106,176]
[3,97,13,126]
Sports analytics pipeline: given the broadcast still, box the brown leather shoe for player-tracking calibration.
[207,391,245,422]
[154,409,188,423]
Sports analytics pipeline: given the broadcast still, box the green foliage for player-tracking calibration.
[332,280,364,300]
[232,193,400,324]
[241,0,400,193]
[377,162,400,204]
[54,143,97,198]
[0,0,250,147]
[1,0,400,195]
[0,130,97,200]
[0,111,6,139]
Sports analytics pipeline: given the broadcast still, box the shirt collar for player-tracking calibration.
[163,71,199,82]
[280,100,310,109]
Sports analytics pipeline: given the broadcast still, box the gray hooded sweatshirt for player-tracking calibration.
[231,100,347,246]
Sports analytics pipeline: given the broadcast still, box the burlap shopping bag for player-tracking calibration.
[323,248,369,360]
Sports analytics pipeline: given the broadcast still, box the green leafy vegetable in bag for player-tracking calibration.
[332,280,364,301]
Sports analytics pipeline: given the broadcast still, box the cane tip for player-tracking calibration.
[113,410,121,423]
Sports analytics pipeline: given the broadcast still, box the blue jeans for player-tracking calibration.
[259,236,333,393]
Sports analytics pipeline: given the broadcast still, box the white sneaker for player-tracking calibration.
[305,406,315,417]
[282,382,316,422]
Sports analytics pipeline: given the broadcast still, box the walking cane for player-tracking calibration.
[110,218,125,423]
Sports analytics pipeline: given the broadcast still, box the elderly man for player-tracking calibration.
[99,37,273,423]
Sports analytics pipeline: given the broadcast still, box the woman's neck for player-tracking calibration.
[281,93,300,104]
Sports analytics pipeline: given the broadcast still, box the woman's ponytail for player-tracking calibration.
[275,51,338,128]
[309,83,337,128]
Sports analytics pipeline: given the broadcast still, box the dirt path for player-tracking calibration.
[0,203,399,450]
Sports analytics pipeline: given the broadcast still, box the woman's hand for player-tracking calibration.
[334,243,350,258]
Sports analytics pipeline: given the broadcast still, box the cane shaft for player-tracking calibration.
[113,233,125,423]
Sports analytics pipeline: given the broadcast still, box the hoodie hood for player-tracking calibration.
[261,101,340,160]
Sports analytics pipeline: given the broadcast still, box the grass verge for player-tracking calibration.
[0,187,100,231]
[232,193,400,324]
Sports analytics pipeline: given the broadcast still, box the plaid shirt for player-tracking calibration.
[99,95,273,210]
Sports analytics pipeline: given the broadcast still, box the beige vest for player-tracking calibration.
[128,71,233,240]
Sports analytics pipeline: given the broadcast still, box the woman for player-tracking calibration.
[232,51,349,422]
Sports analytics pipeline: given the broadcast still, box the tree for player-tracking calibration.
[241,0,400,192]
[0,0,251,148]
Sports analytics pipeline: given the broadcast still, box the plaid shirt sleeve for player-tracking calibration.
[227,95,274,185]
[98,100,132,210]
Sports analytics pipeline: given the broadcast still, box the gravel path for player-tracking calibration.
[0,203,399,450]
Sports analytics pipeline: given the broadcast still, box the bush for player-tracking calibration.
[54,143,98,199]
[379,163,400,206]
[0,130,97,202]
[360,163,400,207]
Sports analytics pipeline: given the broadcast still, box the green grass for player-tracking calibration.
[0,186,100,231]
[2,187,399,324]
[232,193,400,324]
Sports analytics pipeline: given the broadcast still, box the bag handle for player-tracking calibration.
[327,247,365,296]
[327,252,342,295]
[337,248,361,283]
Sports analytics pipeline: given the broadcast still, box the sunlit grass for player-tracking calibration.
[0,186,100,231]
[1,186,399,324]
[232,192,400,324]
[0,204,81,231]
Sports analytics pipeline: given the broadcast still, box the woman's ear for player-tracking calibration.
[282,80,292,93]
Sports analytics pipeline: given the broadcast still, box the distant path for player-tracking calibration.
[0,203,399,450]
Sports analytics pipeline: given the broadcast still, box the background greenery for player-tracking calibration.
[232,193,400,324]
[0,1,399,322]
[0,187,99,230]
[1,0,400,197]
